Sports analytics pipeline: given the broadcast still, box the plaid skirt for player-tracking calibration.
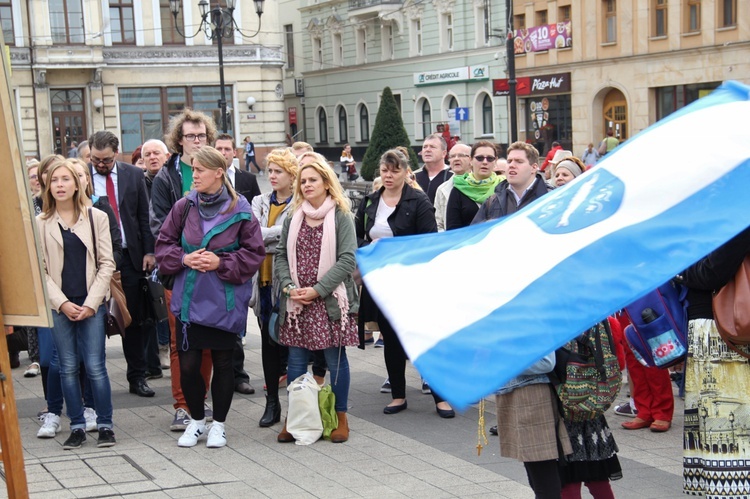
[496,383,573,462]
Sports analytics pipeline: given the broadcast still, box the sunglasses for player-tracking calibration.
[473,155,497,163]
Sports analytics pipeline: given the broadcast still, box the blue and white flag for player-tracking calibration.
[357,81,750,410]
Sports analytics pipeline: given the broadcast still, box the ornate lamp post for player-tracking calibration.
[701,405,708,451]
[730,411,736,453]
[169,0,265,133]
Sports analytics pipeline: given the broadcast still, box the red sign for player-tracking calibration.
[288,107,297,125]
[493,73,570,97]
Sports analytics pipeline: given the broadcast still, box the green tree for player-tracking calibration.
[361,87,419,180]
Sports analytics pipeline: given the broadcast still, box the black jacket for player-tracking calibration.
[414,167,452,205]
[149,153,183,238]
[234,169,261,204]
[93,196,123,267]
[471,174,552,224]
[682,226,750,320]
[355,183,437,247]
[446,187,480,230]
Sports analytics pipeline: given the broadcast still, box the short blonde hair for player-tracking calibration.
[265,148,299,179]
[291,141,313,155]
[293,160,351,214]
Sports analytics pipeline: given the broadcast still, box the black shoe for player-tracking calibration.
[9,351,20,369]
[489,425,498,436]
[62,429,86,450]
[97,428,116,448]
[383,400,407,415]
[129,379,155,397]
[436,405,455,419]
[145,370,163,380]
[235,381,256,395]
[259,396,281,427]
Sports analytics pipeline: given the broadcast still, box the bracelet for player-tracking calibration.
[284,284,297,297]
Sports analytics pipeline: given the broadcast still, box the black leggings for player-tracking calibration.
[379,313,444,404]
[259,319,287,398]
[178,348,234,423]
[524,459,562,499]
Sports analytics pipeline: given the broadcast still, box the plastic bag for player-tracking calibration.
[318,385,338,440]
[286,373,323,445]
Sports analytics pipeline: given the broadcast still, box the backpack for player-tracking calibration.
[623,279,689,368]
[548,321,622,422]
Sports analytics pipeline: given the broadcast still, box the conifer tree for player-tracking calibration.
[361,87,419,180]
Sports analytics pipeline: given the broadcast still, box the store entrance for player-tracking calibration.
[51,89,87,156]
[603,88,628,141]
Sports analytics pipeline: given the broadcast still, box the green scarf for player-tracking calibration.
[453,172,503,204]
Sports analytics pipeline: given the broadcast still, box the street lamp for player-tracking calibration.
[170,0,265,133]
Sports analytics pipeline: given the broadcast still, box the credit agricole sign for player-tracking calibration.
[414,65,489,86]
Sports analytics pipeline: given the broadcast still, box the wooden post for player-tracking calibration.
[0,306,29,499]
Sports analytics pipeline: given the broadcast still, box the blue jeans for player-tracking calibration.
[156,320,170,346]
[51,305,113,430]
[287,346,349,412]
[39,325,95,416]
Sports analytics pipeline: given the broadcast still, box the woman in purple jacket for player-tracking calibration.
[155,146,265,449]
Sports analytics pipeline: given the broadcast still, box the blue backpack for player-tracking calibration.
[623,279,689,369]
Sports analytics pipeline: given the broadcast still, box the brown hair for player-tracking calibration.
[37,154,66,190]
[507,141,540,166]
[379,149,422,191]
[214,133,236,149]
[70,158,94,198]
[41,160,88,221]
[470,140,499,158]
[191,146,239,213]
[165,108,217,154]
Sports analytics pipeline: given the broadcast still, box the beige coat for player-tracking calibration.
[36,207,115,312]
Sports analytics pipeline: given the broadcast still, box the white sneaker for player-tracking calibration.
[206,422,226,448]
[159,345,170,370]
[177,419,206,447]
[37,413,61,438]
[84,407,98,432]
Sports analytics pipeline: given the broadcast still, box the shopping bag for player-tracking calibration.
[286,373,323,445]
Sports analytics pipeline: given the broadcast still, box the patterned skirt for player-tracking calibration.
[560,415,622,484]
[684,319,750,498]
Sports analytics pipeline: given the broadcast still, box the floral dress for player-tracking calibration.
[278,221,358,350]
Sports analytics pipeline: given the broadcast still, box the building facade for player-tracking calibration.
[3,0,286,160]
[497,0,748,158]
[279,0,510,160]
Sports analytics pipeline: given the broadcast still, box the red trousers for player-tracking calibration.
[623,345,674,422]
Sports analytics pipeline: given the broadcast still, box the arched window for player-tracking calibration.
[338,107,348,142]
[482,94,493,135]
[448,96,458,110]
[318,107,328,143]
[421,99,431,139]
[359,105,370,142]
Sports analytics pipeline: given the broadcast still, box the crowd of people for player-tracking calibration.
[14,110,748,499]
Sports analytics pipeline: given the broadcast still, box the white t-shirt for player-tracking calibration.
[369,197,396,240]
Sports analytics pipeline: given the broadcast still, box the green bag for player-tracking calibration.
[318,385,338,439]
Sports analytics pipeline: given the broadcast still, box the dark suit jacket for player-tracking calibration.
[234,169,261,205]
[92,161,155,270]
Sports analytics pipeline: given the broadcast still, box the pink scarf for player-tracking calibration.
[286,196,349,330]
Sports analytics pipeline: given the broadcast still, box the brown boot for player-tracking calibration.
[277,419,294,443]
[330,411,349,443]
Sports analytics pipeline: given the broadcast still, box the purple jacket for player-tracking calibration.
[155,191,265,335]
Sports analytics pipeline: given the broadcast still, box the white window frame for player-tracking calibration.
[473,90,495,138]
[356,27,367,64]
[312,36,322,70]
[410,17,423,56]
[332,32,343,65]
[381,22,394,61]
[355,100,371,142]
[315,105,328,143]
[334,103,348,143]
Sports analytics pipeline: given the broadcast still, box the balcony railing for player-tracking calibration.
[349,0,402,10]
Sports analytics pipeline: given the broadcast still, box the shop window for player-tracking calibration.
[312,36,322,70]
[284,24,295,70]
[317,107,328,143]
[358,104,370,142]
[558,5,571,22]
[684,0,700,32]
[603,0,617,43]
[332,32,343,65]
[49,0,85,44]
[447,95,458,117]
[603,88,627,141]
[524,95,572,156]
[655,82,721,120]
[110,0,135,44]
[0,1,14,45]
[720,0,736,28]
[481,94,493,135]
[410,18,422,56]
[337,106,348,143]
[653,0,667,37]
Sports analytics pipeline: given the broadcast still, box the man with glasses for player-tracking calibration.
[89,130,157,398]
[414,133,452,205]
[148,109,218,432]
[434,142,471,231]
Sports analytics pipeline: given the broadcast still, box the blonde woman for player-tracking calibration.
[251,148,298,427]
[275,159,359,444]
[36,159,116,449]
[155,146,265,448]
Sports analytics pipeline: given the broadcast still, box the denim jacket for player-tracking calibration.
[496,351,556,395]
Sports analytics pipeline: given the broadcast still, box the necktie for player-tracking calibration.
[106,173,120,225]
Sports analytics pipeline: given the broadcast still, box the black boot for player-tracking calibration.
[259,395,281,427]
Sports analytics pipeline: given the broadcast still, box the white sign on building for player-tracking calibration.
[414,65,489,86]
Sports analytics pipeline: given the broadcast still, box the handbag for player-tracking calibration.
[318,384,338,440]
[286,373,323,445]
[268,290,282,344]
[143,275,168,323]
[89,209,131,337]
[713,255,750,358]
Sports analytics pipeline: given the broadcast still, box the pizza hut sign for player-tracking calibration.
[493,72,571,97]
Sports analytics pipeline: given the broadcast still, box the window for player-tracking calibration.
[685,0,700,32]
[160,0,184,45]
[358,104,369,142]
[118,86,232,152]
[655,82,721,120]
[536,10,548,26]
[558,5,571,22]
[604,0,617,43]
[420,99,431,139]
[653,0,667,37]
[312,36,322,70]
[482,3,491,44]
[441,13,453,51]
[317,107,328,143]
[720,0,736,28]
[110,0,135,44]
[0,1,13,45]
[448,96,458,112]
[482,94,493,135]
[338,107,347,142]
[514,14,525,30]
[356,27,367,64]
[49,0,85,44]
[410,18,422,56]
[284,25,295,70]
[333,33,343,65]
[382,23,394,61]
